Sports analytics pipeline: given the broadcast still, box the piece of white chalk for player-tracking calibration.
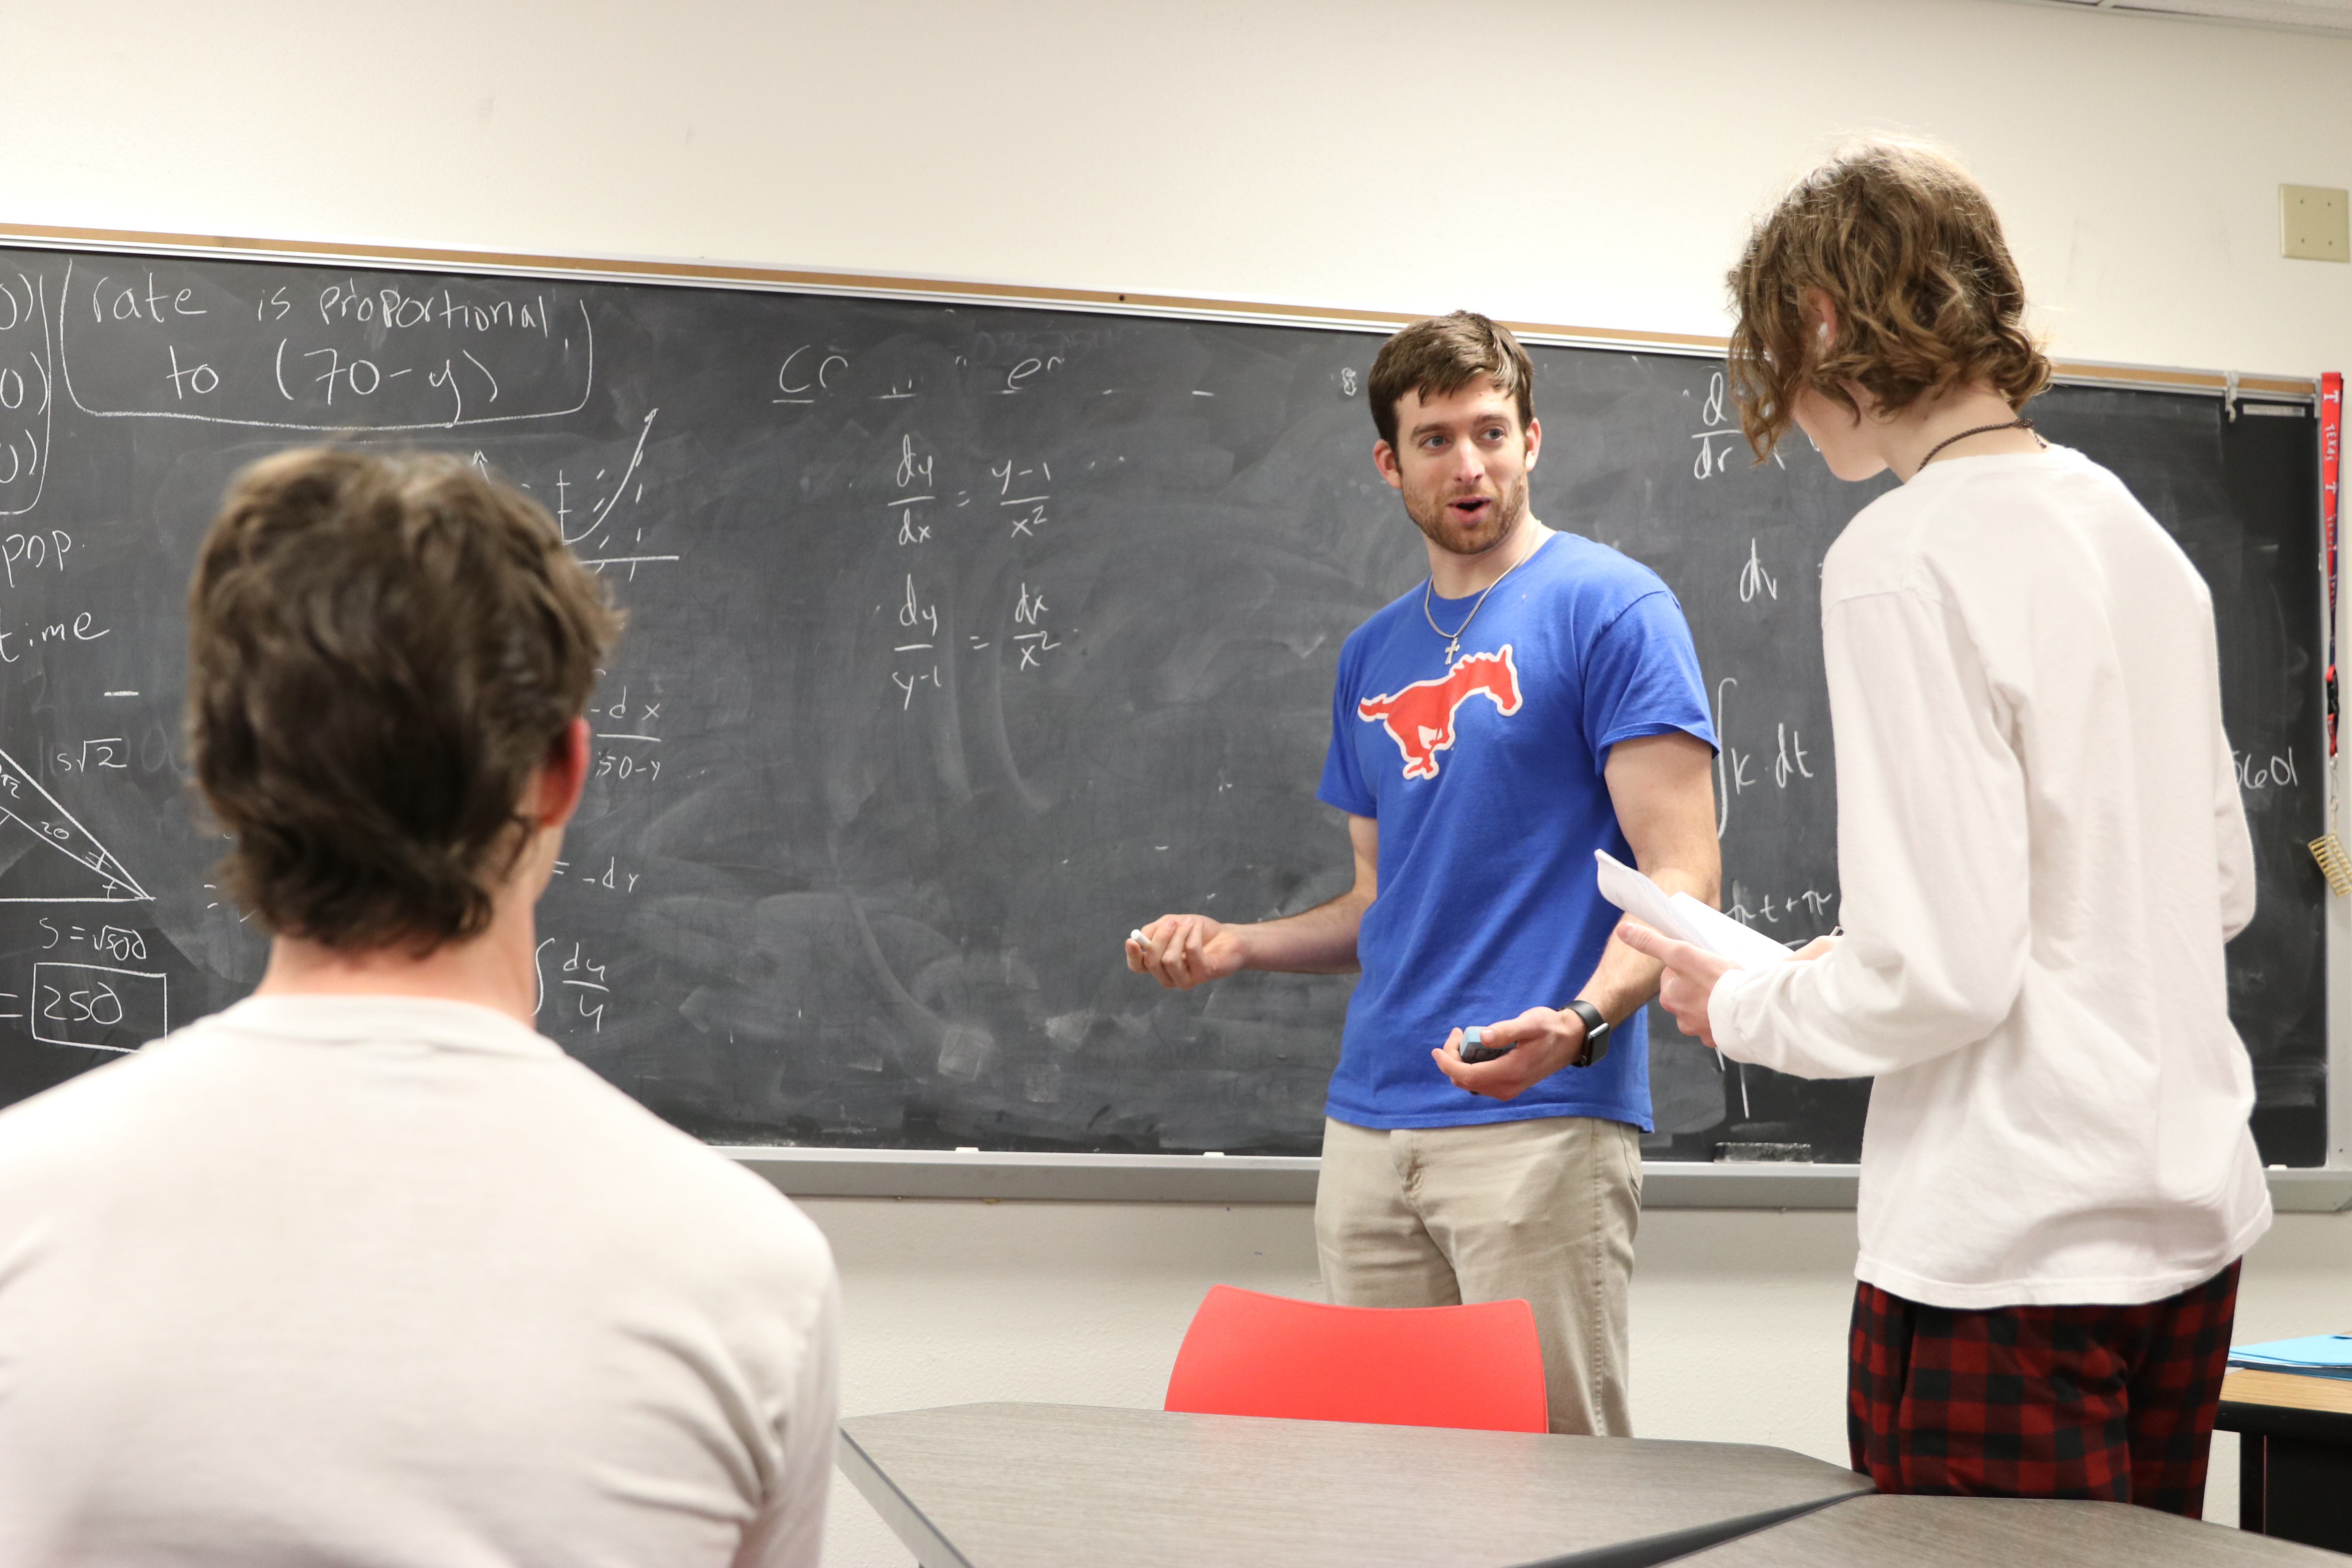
[1129,928,1147,944]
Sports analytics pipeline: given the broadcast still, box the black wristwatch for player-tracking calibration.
[1564,1000,1612,1068]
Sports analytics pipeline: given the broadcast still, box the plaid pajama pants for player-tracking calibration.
[1847,1260,2240,1516]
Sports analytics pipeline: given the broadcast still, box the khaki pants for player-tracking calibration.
[1314,1114,1641,1437]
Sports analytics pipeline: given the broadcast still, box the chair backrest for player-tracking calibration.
[1163,1284,1548,1433]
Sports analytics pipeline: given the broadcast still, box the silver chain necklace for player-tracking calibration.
[1422,534,1542,667]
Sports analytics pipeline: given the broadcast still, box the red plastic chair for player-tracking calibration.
[1164,1283,1548,1433]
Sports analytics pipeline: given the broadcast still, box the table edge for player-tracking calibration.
[836,1425,975,1568]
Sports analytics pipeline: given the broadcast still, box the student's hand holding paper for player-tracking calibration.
[1612,919,1739,1049]
[1615,923,1837,1048]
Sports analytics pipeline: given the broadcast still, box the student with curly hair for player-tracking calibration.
[0,450,840,1566]
[1619,140,2269,1515]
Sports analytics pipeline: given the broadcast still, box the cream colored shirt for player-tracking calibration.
[1711,446,2272,1309]
[0,995,839,1567]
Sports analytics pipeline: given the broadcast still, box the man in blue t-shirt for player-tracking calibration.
[1128,312,1719,1436]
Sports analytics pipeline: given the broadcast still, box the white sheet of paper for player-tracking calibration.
[1593,849,1704,946]
[1668,890,1797,969]
[1594,851,1794,970]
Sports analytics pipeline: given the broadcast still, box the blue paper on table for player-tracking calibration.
[2228,1334,2352,1379]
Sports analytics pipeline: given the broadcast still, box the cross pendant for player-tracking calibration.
[1443,637,1461,666]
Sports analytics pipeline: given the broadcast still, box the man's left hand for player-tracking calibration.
[1432,1008,1592,1101]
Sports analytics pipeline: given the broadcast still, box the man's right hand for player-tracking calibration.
[1126,915,1245,990]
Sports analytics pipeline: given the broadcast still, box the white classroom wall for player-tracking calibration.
[4,1,2349,1561]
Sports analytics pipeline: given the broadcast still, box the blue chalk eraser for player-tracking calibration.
[1459,1025,1511,1064]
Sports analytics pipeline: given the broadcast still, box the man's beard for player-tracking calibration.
[1403,470,1528,559]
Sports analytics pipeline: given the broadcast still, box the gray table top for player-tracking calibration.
[836,1402,1873,1568]
[1672,1495,2347,1566]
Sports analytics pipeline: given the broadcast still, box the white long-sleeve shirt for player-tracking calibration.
[1711,446,2272,1309]
[0,994,840,1568]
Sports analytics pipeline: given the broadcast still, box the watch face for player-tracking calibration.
[1566,1001,1608,1067]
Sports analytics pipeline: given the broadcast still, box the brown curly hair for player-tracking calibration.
[188,448,621,952]
[1725,138,2051,460]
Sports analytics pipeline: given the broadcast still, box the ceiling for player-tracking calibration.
[2009,0,2352,32]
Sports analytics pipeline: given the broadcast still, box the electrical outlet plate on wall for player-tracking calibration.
[2282,184,2350,261]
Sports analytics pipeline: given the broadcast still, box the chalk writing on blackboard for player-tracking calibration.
[2237,748,2301,789]
[0,240,2311,1167]
[31,962,166,1051]
[58,260,595,432]
[773,344,848,405]
[1690,371,1781,479]
[1739,539,1778,603]
[0,748,149,903]
[1712,676,1751,836]
[1773,724,1815,788]
[535,937,614,1034]
[0,272,53,519]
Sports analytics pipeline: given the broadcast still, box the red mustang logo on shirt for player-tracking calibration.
[1357,646,1523,780]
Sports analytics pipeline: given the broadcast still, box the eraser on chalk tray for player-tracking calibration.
[1714,1142,1814,1163]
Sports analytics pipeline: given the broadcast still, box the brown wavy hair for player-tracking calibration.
[1725,138,2051,459]
[188,448,621,952]
[1368,310,1535,449]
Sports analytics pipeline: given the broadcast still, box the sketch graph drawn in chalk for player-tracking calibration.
[0,749,150,902]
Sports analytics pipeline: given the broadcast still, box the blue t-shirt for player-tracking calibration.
[1317,532,1715,1130]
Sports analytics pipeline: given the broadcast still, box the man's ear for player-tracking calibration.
[535,716,591,830]
[1802,287,1839,356]
[1372,438,1404,492]
[1522,415,1541,472]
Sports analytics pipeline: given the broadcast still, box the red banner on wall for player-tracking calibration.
[2325,372,2341,755]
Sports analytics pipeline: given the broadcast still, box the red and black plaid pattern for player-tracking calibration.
[1847,1261,2239,1516]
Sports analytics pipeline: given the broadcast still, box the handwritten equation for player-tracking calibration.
[1689,372,1783,479]
[882,443,1074,710]
[53,261,595,433]
[30,960,167,1051]
[1723,880,1838,931]
[535,936,615,1034]
[588,681,666,786]
[0,273,53,521]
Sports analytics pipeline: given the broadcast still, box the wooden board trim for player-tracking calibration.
[0,221,2314,399]
[2221,1367,2352,1416]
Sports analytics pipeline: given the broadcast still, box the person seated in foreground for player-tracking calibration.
[0,449,839,1566]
